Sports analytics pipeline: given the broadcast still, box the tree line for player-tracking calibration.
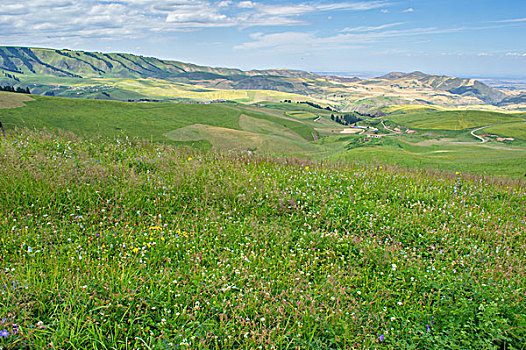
[331,113,362,126]
[0,85,31,94]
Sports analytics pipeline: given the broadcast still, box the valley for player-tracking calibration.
[1,92,525,178]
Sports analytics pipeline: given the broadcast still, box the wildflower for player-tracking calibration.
[305,166,310,170]
[379,334,384,342]
[28,246,33,253]
[0,329,9,337]
[188,157,192,161]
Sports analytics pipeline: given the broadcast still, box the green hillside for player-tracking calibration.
[0,129,524,348]
[0,93,325,157]
[0,46,329,96]
[384,107,525,130]
[0,47,515,109]
[1,92,525,177]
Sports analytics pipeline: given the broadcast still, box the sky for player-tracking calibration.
[1,0,525,78]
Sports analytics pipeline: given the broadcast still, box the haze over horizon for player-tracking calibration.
[1,0,525,78]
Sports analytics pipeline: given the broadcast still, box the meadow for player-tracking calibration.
[1,92,525,180]
[0,129,525,349]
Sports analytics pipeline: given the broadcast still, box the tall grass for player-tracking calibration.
[0,129,525,349]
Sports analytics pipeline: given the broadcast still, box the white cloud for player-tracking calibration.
[505,52,526,57]
[343,22,404,32]
[0,0,393,42]
[493,17,526,23]
[402,8,414,13]
[235,26,468,52]
[238,1,256,8]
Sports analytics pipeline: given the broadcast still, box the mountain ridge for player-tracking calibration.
[0,46,514,107]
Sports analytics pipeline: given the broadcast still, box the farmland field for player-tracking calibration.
[0,129,525,349]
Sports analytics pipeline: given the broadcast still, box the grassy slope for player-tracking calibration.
[385,109,525,130]
[484,122,526,141]
[1,93,525,177]
[0,91,34,109]
[334,106,526,177]
[0,94,323,157]
[0,130,524,349]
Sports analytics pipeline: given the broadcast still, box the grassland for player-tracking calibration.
[384,107,525,130]
[0,129,525,349]
[1,93,525,178]
[0,92,34,109]
[0,93,324,156]
[484,122,526,141]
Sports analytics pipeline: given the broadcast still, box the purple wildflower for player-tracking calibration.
[12,281,15,290]
[427,324,431,332]
[379,334,385,342]
[0,329,9,338]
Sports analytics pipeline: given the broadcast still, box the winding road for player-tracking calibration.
[470,120,525,143]
[381,120,398,133]
[471,125,491,143]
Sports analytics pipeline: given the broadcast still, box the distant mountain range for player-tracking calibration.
[0,46,521,108]
[375,71,507,105]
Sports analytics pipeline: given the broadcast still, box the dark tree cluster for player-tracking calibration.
[331,113,362,126]
[0,85,31,94]
[3,72,20,82]
[355,110,386,118]
[298,101,334,111]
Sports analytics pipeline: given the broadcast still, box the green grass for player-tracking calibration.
[1,93,525,178]
[0,91,34,109]
[0,95,318,148]
[0,129,525,349]
[336,141,526,177]
[386,109,525,130]
[484,122,526,141]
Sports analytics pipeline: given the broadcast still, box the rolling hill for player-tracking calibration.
[376,71,507,105]
[0,46,331,95]
[0,46,519,109]
[1,91,525,177]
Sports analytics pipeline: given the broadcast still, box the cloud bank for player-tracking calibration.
[0,0,390,42]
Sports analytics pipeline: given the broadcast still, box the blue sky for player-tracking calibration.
[1,0,525,77]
